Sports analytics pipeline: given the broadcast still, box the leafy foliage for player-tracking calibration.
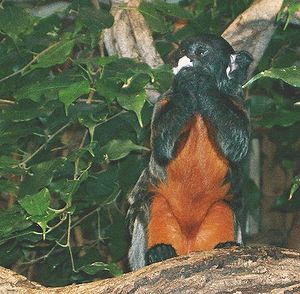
[0,0,156,286]
[0,0,299,287]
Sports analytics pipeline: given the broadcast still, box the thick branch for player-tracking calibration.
[103,0,163,68]
[222,0,284,75]
[1,247,300,293]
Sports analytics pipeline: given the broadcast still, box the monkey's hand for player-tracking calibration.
[196,93,250,163]
[145,244,177,265]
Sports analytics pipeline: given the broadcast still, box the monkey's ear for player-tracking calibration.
[226,51,253,80]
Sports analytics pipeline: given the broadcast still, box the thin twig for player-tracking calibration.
[21,207,101,265]
[17,122,71,168]
[74,129,88,179]
[0,41,61,83]
[95,110,127,127]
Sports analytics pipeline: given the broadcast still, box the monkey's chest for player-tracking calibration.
[152,115,230,227]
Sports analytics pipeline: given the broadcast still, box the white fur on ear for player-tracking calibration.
[172,56,193,75]
[226,54,237,79]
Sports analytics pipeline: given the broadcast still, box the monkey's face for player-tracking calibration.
[173,34,236,79]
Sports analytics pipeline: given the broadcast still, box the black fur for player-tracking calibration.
[145,244,177,265]
[127,34,252,270]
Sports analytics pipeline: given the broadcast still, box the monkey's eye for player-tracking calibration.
[195,48,205,57]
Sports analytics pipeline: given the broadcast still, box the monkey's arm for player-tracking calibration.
[197,92,250,163]
[151,94,196,166]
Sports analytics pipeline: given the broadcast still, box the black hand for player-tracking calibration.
[145,244,177,265]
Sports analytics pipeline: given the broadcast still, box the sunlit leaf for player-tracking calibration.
[19,188,51,216]
[154,1,193,19]
[289,174,300,200]
[139,2,168,33]
[59,80,90,112]
[29,39,75,70]
[244,66,300,88]
[78,7,113,34]
[0,6,35,39]
[15,79,73,102]
[98,139,148,161]
[80,262,123,276]
[117,91,146,127]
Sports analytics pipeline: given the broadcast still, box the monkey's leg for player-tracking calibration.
[192,200,235,251]
[146,194,185,265]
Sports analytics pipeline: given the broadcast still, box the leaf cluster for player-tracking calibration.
[0,0,165,286]
[0,0,299,286]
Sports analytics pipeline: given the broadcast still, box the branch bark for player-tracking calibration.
[222,0,284,75]
[1,246,300,293]
[103,0,163,68]
[104,0,284,89]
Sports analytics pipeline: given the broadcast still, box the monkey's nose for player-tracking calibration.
[172,56,193,75]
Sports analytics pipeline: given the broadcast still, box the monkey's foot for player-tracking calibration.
[214,241,241,249]
[145,244,177,265]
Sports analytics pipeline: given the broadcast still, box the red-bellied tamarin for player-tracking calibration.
[127,33,253,270]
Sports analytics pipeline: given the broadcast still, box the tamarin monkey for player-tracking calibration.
[127,34,253,270]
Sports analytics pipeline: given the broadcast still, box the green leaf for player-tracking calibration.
[104,209,129,261]
[19,158,66,198]
[256,109,300,128]
[29,39,75,70]
[0,206,32,239]
[80,262,123,276]
[15,76,84,102]
[59,80,90,112]
[117,91,146,127]
[1,100,54,122]
[51,178,85,204]
[78,115,97,147]
[76,166,118,204]
[118,155,147,195]
[154,1,193,19]
[31,211,57,238]
[290,174,300,200]
[18,188,51,216]
[152,64,173,92]
[244,66,300,88]
[139,2,168,33]
[0,120,42,146]
[273,192,300,211]
[78,7,114,34]
[96,58,152,104]
[246,95,275,117]
[98,139,148,161]
[15,81,48,102]
[0,6,35,39]
[97,56,119,67]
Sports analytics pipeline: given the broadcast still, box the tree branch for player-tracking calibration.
[222,0,284,75]
[1,247,300,293]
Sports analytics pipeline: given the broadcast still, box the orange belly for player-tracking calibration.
[148,115,234,254]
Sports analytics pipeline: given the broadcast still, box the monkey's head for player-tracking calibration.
[172,34,253,96]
